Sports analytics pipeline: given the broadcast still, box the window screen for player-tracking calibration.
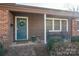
[54,20,60,30]
[46,20,52,31]
[62,20,67,31]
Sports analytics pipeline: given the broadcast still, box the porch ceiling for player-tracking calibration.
[0,3,79,18]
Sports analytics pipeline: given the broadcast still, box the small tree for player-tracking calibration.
[64,3,79,12]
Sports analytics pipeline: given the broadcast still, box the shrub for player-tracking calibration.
[71,36,79,42]
[47,36,63,51]
[0,42,5,56]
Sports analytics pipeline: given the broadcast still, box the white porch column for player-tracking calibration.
[44,14,47,44]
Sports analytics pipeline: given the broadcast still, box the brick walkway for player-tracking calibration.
[5,42,49,56]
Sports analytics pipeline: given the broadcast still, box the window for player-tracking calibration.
[46,18,68,32]
[54,20,60,30]
[46,20,52,30]
[62,20,67,31]
[77,20,79,31]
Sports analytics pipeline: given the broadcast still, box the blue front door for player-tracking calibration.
[15,17,27,40]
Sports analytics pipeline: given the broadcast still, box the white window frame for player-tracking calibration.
[15,16,29,40]
[46,18,68,32]
[76,20,79,31]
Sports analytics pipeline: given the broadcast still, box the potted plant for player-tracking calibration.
[31,35,37,42]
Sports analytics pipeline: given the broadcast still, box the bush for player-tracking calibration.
[71,36,79,42]
[47,36,63,51]
[0,42,5,56]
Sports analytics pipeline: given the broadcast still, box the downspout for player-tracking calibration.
[68,17,72,42]
[71,18,72,42]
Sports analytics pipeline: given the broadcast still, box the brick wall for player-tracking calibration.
[0,8,79,49]
[0,9,10,48]
[72,18,79,36]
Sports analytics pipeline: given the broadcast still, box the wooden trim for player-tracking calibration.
[52,19,54,30]
[44,14,47,44]
[67,19,68,32]
[15,17,17,40]
[60,20,62,31]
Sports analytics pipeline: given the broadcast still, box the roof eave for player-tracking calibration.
[0,3,79,18]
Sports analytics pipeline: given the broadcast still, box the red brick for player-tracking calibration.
[0,9,10,48]
[72,18,79,36]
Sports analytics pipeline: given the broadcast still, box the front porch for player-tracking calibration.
[7,10,73,48]
[9,12,45,46]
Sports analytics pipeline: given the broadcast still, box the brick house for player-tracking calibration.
[0,3,79,49]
